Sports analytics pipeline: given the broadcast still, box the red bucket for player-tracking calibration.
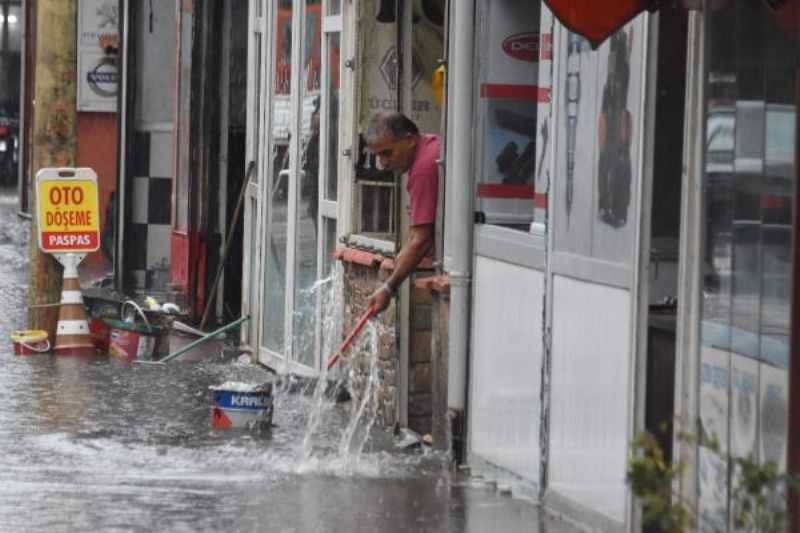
[10,330,51,355]
[89,318,112,352]
[106,319,164,360]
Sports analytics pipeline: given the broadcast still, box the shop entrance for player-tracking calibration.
[246,0,342,374]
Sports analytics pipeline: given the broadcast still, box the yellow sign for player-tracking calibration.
[36,168,101,253]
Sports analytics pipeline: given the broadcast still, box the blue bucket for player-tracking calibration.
[209,382,273,429]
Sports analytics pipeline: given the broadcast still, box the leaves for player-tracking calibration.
[627,425,796,533]
[626,431,692,532]
[730,454,798,532]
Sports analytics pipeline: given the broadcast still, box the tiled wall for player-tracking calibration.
[129,129,173,291]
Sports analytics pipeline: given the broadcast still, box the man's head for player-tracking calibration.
[366,112,420,173]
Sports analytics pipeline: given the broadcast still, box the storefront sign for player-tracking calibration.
[77,0,119,112]
[36,168,100,254]
[502,32,540,62]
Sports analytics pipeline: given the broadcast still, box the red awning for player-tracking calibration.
[542,0,664,48]
[545,0,799,48]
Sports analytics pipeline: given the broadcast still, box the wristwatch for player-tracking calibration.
[380,281,396,298]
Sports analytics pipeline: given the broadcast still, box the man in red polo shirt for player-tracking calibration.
[366,112,440,313]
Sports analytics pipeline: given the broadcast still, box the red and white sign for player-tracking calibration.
[483,0,540,86]
[502,33,540,63]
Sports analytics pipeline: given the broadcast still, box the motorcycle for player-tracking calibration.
[0,109,19,187]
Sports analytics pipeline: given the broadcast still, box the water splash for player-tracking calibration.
[294,263,389,474]
[300,363,335,460]
[300,264,344,460]
[337,323,379,458]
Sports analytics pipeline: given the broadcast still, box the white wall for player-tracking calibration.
[469,256,544,484]
[549,275,631,523]
[134,0,176,125]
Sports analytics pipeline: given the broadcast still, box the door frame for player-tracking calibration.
[242,0,269,351]
[671,9,705,516]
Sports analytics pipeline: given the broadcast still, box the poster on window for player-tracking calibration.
[730,355,758,461]
[77,0,119,112]
[360,3,443,136]
[759,364,788,470]
[553,20,644,265]
[475,0,540,228]
[533,5,554,231]
[698,346,730,531]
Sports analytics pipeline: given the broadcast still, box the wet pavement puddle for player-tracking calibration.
[0,191,580,532]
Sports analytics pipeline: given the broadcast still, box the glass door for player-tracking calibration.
[292,0,323,368]
[314,4,343,365]
[259,0,341,374]
[261,0,294,365]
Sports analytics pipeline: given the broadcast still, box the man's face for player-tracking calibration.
[368,132,417,173]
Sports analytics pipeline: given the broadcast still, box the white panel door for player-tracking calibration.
[470,257,544,484]
[549,275,631,523]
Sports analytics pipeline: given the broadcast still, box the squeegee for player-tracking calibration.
[325,304,375,371]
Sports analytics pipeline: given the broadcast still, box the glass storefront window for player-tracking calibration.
[327,0,341,16]
[322,217,337,277]
[325,32,340,201]
[698,1,796,528]
[474,0,541,232]
[359,181,395,235]
[353,0,443,242]
[353,2,398,240]
[262,0,293,354]
[293,0,323,367]
[251,30,262,181]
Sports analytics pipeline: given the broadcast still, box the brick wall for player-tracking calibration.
[340,253,436,435]
[409,278,434,435]
[342,260,398,428]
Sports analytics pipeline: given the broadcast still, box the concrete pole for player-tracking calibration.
[27,0,77,338]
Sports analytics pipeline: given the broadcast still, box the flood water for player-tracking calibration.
[0,192,578,532]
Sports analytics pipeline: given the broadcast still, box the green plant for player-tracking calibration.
[626,430,692,532]
[626,423,799,533]
[731,455,798,532]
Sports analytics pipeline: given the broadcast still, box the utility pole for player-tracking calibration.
[27,0,77,338]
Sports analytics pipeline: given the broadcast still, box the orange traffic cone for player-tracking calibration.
[53,254,95,355]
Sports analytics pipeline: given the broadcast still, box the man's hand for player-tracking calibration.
[368,224,433,315]
[368,283,393,314]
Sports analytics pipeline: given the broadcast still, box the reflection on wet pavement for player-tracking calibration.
[0,191,579,532]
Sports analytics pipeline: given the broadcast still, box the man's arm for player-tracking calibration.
[368,223,434,313]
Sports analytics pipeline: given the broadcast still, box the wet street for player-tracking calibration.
[0,191,577,532]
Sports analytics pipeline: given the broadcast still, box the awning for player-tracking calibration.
[544,0,800,49]
[543,0,665,48]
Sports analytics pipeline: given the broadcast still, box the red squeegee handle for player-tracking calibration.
[325,304,375,371]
